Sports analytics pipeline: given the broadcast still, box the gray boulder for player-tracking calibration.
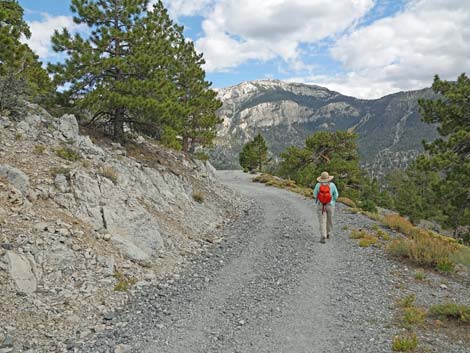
[0,165,30,195]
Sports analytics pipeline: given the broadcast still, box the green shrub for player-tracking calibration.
[15,133,23,141]
[428,303,470,323]
[392,333,418,351]
[192,191,204,203]
[56,147,80,161]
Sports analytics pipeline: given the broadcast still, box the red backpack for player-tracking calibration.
[317,183,332,205]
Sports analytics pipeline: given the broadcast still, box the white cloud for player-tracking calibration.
[23,14,86,59]
[159,0,215,17]
[320,0,470,98]
[195,0,374,72]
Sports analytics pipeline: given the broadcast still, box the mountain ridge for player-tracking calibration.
[211,80,438,177]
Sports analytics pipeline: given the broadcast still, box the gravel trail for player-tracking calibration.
[84,171,400,353]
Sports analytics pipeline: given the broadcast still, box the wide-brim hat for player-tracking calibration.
[317,171,334,182]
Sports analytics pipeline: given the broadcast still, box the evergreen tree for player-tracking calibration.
[278,131,362,198]
[0,0,30,72]
[0,1,53,112]
[416,74,470,227]
[239,133,268,171]
[175,39,222,153]
[49,0,178,140]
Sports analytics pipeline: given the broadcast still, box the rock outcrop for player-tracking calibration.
[0,102,244,352]
[212,79,438,177]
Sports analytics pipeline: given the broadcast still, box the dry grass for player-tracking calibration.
[387,231,461,271]
[382,214,415,235]
[337,197,357,208]
[33,144,46,155]
[192,191,204,203]
[253,173,313,198]
[99,166,119,184]
[358,236,378,247]
[450,247,470,272]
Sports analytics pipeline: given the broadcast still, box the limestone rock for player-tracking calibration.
[0,165,30,195]
[4,251,37,294]
[58,114,79,142]
[54,174,68,193]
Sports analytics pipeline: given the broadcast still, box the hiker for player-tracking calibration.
[313,171,339,243]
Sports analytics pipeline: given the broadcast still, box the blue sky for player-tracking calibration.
[19,0,470,98]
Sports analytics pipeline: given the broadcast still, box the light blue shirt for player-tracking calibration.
[313,182,339,206]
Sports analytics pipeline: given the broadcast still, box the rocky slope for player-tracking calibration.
[0,103,244,353]
[211,80,438,177]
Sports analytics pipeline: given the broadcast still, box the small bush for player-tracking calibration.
[114,271,136,292]
[34,144,46,154]
[397,294,416,308]
[15,133,23,141]
[402,307,426,327]
[337,197,357,208]
[192,191,204,203]
[436,258,456,273]
[100,166,119,184]
[428,303,470,323]
[56,147,81,161]
[392,333,418,351]
[193,151,209,161]
[342,225,349,231]
[350,229,371,239]
[377,229,391,241]
[414,270,425,281]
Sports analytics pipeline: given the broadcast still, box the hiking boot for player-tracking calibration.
[327,233,331,239]
[320,237,326,244]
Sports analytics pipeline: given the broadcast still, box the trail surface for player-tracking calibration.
[86,171,397,353]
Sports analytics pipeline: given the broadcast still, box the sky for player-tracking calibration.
[18,0,470,99]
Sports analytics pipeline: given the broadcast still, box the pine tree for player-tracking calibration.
[239,133,268,171]
[0,1,53,112]
[416,73,470,228]
[176,39,222,153]
[49,0,177,140]
[0,0,30,72]
[278,131,362,197]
